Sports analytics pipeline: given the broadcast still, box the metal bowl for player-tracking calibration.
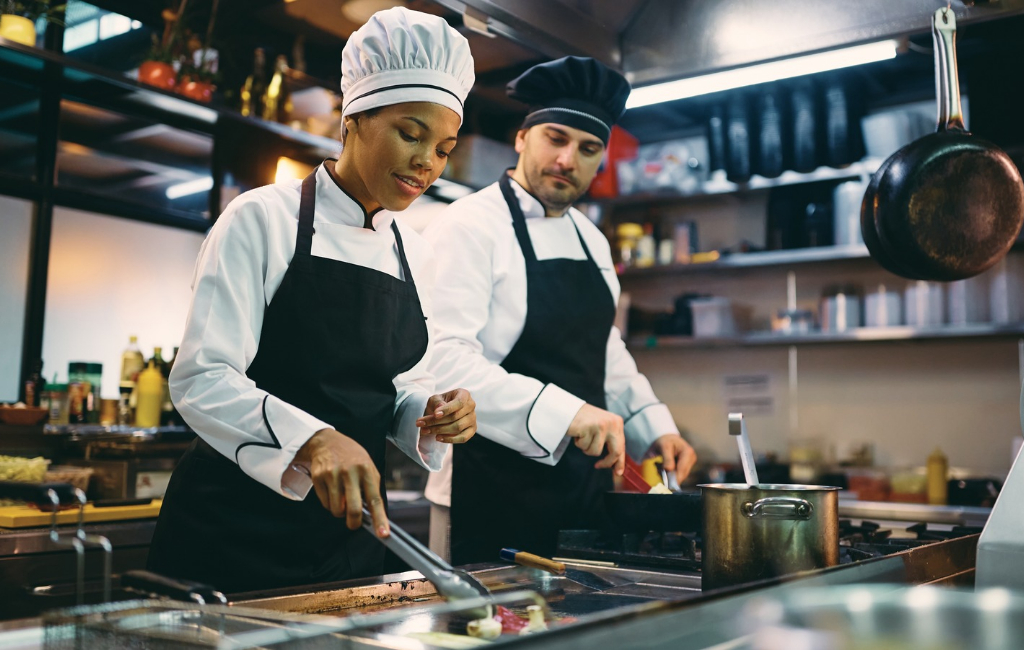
[742,584,1024,650]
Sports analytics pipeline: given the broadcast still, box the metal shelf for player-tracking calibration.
[619,245,872,278]
[628,324,1024,350]
[592,158,883,207]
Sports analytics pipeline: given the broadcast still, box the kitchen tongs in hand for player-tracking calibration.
[362,507,493,618]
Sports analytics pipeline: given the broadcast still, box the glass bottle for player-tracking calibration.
[240,47,267,117]
[120,335,145,384]
[262,55,292,123]
[24,359,44,407]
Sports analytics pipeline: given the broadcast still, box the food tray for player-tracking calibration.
[45,466,94,492]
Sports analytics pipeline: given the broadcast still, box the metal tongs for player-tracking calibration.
[362,507,494,618]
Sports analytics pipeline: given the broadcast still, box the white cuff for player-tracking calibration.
[392,392,447,471]
[236,395,332,501]
[527,384,585,459]
[624,402,678,461]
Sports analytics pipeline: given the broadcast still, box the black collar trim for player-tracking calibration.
[323,159,382,230]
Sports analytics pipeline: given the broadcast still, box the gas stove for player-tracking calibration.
[556,519,984,578]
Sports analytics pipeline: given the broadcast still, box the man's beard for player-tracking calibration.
[524,164,585,214]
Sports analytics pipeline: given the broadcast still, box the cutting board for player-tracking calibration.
[0,499,162,528]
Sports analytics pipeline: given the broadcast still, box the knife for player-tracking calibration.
[499,548,620,592]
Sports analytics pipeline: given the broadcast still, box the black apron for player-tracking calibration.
[148,168,428,594]
[450,173,617,565]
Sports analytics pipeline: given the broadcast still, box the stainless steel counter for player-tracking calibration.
[0,533,978,649]
[838,498,991,527]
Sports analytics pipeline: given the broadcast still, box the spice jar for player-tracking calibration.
[43,379,68,425]
[615,222,643,269]
[68,362,102,423]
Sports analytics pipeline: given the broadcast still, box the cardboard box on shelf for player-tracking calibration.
[440,134,518,189]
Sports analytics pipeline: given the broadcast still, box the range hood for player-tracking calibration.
[429,0,1024,86]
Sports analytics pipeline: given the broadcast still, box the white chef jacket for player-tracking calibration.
[423,178,679,507]
[169,162,446,501]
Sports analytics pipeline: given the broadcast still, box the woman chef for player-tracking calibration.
[147,7,478,594]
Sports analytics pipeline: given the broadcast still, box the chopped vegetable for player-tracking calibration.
[466,616,501,639]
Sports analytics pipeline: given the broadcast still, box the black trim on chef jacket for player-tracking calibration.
[147,165,428,594]
[323,159,382,230]
[450,172,618,565]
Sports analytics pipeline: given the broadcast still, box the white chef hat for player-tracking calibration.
[340,7,474,138]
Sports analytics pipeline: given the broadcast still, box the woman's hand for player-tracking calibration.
[293,429,389,537]
[416,388,477,444]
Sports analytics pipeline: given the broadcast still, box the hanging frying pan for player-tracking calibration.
[861,154,926,279]
[862,8,1024,281]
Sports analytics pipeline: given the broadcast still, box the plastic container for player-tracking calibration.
[927,447,949,505]
[864,285,902,327]
[905,281,945,327]
[689,297,736,337]
[45,466,94,493]
[134,361,163,428]
[615,222,644,269]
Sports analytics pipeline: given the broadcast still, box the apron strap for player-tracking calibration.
[296,169,318,257]
[391,221,415,285]
[566,214,598,264]
[499,172,598,265]
[498,173,538,265]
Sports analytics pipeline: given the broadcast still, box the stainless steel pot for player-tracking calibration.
[700,483,840,591]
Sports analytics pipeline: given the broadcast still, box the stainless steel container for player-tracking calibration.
[700,483,840,591]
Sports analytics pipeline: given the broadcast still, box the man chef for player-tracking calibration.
[422,56,698,564]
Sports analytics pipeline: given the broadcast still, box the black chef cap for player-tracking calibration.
[506,56,631,145]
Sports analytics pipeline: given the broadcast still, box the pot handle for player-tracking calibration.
[742,496,813,519]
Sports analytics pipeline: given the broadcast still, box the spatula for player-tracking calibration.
[499,548,621,592]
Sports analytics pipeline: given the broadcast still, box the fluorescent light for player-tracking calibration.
[626,40,898,109]
[166,176,213,199]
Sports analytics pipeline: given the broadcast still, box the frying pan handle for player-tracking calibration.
[932,8,965,132]
[121,570,227,604]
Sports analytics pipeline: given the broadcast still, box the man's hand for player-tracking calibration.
[567,404,625,475]
[653,434,697,483]
[416,388,477,444]
[293,429,388,537]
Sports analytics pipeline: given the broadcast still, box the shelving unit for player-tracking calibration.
[592,158,882,206]
[628,324,1024,350]
[1,35,476,399]
[618,245,873,278]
